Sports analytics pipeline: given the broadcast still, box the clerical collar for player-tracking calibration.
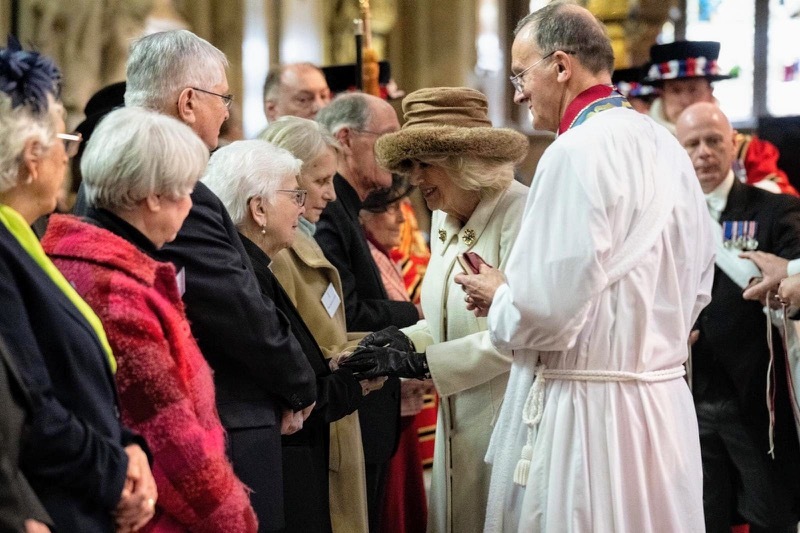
[557,84,629,135]
[704,170,735,217]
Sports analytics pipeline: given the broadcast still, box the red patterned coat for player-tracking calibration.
[42,214,257,533]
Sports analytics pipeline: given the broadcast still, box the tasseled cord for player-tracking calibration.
[514,364,546,486]
[765,291,778,459]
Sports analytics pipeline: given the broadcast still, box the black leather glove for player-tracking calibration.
[340,345,429,380]
[358,325,415,354]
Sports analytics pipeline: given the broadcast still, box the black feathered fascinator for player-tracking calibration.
[0,36,61,114]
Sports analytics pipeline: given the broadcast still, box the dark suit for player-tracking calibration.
[693,178,800,531]
[0,336,52,532]
[242,234,364,533]
[145,182,317,531]
[0,223,140,532]
[315,175,418,532]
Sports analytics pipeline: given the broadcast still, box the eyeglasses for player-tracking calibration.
[352,128,392,139]
[191,87,234,109]
[276,189,307,207]
[56,132,82,158]
[509,50,576,94]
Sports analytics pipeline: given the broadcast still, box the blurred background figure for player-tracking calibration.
[203,139,379,533]
[611,65,658,114]
[261,116,370,533]
[263,63,332,123]
[42,106,258,532]
[0,37,157,532]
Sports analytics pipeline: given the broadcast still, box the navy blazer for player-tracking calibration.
[693,178,800,473]
[0,335,52,532]
[0,223,138,532]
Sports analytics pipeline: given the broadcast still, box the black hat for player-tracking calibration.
[322,61,392,97]
[644,41,733,84]
[612,66,657,99]
[361,174,413,213]
[74,81,126,142]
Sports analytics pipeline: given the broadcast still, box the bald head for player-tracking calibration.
[263,63,331,122]
[676,102,736,193]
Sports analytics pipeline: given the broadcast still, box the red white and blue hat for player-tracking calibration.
[644,41,733,84]
[612,66,657,98]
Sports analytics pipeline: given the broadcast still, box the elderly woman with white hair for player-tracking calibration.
[203,139,379,533]
[259,117,370,533]
[0,39,157,532]
[41,106,258,532]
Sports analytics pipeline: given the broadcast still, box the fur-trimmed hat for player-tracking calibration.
[644,41,733,84]
[374,87,528,174]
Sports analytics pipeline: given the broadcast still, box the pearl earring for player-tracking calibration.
[261,225,266,235]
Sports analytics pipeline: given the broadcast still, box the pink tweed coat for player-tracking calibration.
[42,214,257,533]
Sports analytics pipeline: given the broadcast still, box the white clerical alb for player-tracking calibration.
[483,107,714,533]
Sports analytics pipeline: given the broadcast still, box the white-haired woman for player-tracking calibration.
[42,106,257,532]
[0,40,157,532]
[203,139,379,533]
[340,87,529,533]
[259,116,369,533]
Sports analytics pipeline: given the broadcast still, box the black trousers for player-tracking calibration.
[364,460,389,533]
[696,397,798,533]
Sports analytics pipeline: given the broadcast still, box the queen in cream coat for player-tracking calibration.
[373,87,530,533]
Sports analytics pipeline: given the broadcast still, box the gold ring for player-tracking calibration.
[147,498,155,508]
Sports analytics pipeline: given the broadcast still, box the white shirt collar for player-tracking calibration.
[704,170,735,220]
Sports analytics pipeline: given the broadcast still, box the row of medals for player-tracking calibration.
[722,220,758,250]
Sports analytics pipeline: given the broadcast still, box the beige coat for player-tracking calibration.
[404,180,528,533]
[271,229,368,533]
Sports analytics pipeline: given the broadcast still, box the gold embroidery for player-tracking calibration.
[438,228,447,243]
[462,228,475,245]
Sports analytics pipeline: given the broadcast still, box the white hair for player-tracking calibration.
[0,94,59,193]
[82,106,209,210]
[202,139,302,226]
[125,30,228,112]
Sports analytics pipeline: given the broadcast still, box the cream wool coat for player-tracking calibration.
[271,228,368,533]
[403,179,528,533]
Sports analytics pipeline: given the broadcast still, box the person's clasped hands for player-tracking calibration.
[115,444,158,533]
[338,326,430,380]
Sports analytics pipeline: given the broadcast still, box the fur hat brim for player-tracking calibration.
[375,125,529,174]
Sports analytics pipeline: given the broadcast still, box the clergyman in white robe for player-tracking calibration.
[482,107,715,532]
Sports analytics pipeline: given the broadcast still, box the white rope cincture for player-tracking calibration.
[512,364,687,487]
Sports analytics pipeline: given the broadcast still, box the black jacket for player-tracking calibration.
[243,234,363,533]
[693,178,800,477]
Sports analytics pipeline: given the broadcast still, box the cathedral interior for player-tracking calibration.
[2,0,799,192]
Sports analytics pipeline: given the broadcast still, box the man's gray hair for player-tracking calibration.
[0,94,59,193]
[258,116,341,171]
[82,106,209,211]
[202,140,302,227]
[315,92,371,136]
[125,29,228,112]
[515,1,614,75]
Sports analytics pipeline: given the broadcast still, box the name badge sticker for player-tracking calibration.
[321,283,341,318]
[176,268,186,296]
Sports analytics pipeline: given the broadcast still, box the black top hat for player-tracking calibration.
[644,41,733,84]
[611,66,657,99]
[322,61,392,97]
